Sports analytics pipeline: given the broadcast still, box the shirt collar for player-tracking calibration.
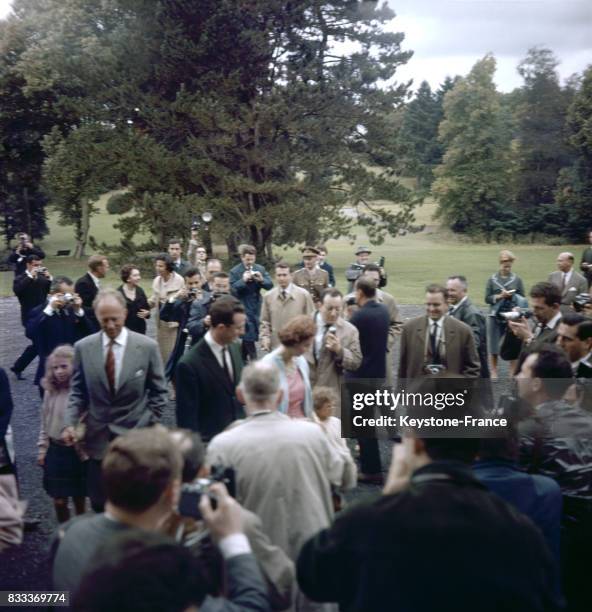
[102,327,128,348]
[428,316,446,328]
[546,312,562,330]
[280,284,292,295]
[205,330,227,354]
[449,296,468,313]
[89,271,101,287]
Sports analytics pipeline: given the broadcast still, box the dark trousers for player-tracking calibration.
[358,438,382,475]
[13,344,37,374]
[241,340,257,362]
[87,459,106,513]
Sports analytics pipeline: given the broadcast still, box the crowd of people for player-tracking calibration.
[1,229,592,611]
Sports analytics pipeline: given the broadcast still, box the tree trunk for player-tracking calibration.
[74,199,91,258]
[225,234,239,265]
[23,187,32,237]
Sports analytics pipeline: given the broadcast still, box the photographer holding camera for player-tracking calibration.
[159,267,204,380]
[26,276,93,392]
[187,272,233,346]
[345,246,387,293]
[11,255,52,380]
[7,232,45,277]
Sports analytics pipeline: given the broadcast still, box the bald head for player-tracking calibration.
[94,289,127,339]
[556,252,575,273]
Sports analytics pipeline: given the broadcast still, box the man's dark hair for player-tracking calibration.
[26,254,42,264]
[50,276,73,294]
[321,288,343,302]
[530,282,561,307]
[212,272,230,281]
[562,312,586,328]
[426,283,448,299]
[275,261,291,272]
[354,276,376,298]
[210,296,244,327]
[183,267,201,279]
[362,263,381,275]
[102,429,182,513]
[72,532,208,612]
[577,321,592,342]
[168,237,182,246]
[422,438,480,464]
[529,346,574,399]
[170,429,206,483]
[155,253,175,273]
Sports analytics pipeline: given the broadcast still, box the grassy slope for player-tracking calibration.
[1,192,584,304]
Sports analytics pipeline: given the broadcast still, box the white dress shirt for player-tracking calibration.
[204,331,234,381]
[89,271,101,289]
[102,327,129,391]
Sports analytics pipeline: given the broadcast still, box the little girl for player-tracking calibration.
[37,345,87,522]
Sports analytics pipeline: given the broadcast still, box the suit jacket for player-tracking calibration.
[292,267,329,302]
[26,303,94,385]
[306,315,362,417]
[260,285,314,350]
[75,273,100,330]
[296,461,558,612]
[175,338,244,441]
[580,246,592,286]
[347,301,390,379]
[548,269,588,309]
[229,263,273,342]
[159,297,194,379]
[398,315,480,379]
[65,331,168,459]
[13,273,50,325]
[172,259,191,277]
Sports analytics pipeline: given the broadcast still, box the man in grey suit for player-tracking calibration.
[548,252,588,313]
[63,289,168,511]
[398,284,480,380]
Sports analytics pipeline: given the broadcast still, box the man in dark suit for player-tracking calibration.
[26,276,94,388]
[346,276,390,482]
[297,436,559,612]
[176,296,246,442]
[74,254,110,330]
[555,314,592,377]
[187,272,232,346]
[508,282,563,357]
[11,255,51,379]
[229,244,273,362]
[159,267,203,379]
[6,232,45,277]
[548,252,588,313]
[398,284,480,380]
[167,237,190,276]
[62,289,167,511]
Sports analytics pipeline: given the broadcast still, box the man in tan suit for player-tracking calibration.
[306,289,362,417]
[548,252,588,313]
[293,246,329,303]
[260,262,314,351]
[398,284,480,380]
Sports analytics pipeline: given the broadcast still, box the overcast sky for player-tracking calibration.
[1,0,590,93]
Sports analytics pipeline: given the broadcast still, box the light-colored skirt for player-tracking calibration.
[157,321,178,366]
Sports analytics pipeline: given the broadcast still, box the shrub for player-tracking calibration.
[106,192,135,215]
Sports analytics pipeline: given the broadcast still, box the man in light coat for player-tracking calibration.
[207,362,343,611]
[260,262,314,352]
[306,289,361,417]
[62,289,168,511]
[548,252,588,313]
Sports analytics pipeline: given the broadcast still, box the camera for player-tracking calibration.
[191,211,213,232]
[188,288,199,299]
[178,465,236,520]
[499,308,534,322]
[573,293,592,313]
[345,296,357,307]
[38,267,48,274]
[328,325,337,334]
[63,292,76,304]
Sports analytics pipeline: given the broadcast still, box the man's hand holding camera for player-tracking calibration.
[508,317,534,344]
[325,329,342,358]
[199,483,243,541]
[243,269,263,283]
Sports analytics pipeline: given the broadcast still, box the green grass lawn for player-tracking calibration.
[1,192,586,305]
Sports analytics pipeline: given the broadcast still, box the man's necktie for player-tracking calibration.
[105,340,116,395]
[221,347,233,385]
[430,322,440,363]
[280,289,287,302]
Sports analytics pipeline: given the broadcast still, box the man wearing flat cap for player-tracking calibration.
[293,247,329,304]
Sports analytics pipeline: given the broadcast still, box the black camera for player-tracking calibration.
[178,465,236,520]
[188,288,199,299]
[573,293,592,313]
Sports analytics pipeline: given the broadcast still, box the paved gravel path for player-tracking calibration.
[0,296,511,596]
